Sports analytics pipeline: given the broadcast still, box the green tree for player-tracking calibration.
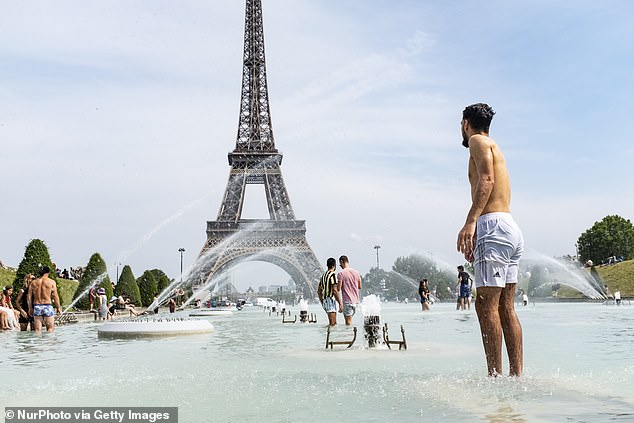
[12,239,56,302]
[527,265,547,296]
[391,254,455,300]
[137,271,158,307]
[73,253,112,309]
[116,265,141,306]
[577,215,634,264]
[362,267,394,297]
[149,269,171,295]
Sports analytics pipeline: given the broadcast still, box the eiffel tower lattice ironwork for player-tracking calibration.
[198,0,322,298]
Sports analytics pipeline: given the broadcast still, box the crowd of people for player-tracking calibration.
[89,284,142,321]
[0,104,568,379]
[0,265,150,332]
[53,264,84,281]
[1,267,61,333]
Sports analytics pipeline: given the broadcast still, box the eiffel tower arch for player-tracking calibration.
[198,0,322,298]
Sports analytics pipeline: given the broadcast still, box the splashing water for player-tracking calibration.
[522,250,606,299]
[392,272,419,289]
[147,221,279,311]
[116,194,209,264]
[298,299,308,312]
[361,294,381,317]
[61,272,109,314]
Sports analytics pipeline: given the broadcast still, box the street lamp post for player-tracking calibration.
[115,262,121,284]
[178,248,185,282]
[374,245,381,269]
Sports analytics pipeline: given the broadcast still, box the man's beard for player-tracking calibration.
[461,128,469,148]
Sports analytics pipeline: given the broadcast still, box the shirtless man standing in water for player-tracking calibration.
[28,266,62,333]
[456,103,524,377]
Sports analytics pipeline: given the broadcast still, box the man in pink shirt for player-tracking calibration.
[337,255,362,326]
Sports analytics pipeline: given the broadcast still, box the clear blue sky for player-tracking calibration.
[1,1,632,289]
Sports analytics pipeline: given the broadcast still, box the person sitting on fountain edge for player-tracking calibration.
[318,257,343,326]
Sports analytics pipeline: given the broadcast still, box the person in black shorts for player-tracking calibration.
[456,266,473,310]
[16,274,35,331]
[418,279,430,311]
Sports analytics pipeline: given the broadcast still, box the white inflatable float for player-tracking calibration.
[189,308,233,317]
[98,318,214,338]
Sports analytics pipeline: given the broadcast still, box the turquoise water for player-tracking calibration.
[1,302,633,422]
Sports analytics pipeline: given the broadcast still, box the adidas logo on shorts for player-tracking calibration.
[493,271,501,278]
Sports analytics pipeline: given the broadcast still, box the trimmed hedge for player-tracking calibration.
[116,265,141,306]
[137,271,158,307]
[73,253,113,309]
[149,269,171,296]
[12,239,56,302]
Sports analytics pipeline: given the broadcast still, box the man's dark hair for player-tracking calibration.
[326,257,336,269]
[39,266,50,276]
[457,265,464,271]
[463,103,495,133]
[339,255,349,264]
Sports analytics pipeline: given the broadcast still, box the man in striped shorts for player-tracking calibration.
[318,257,343,326]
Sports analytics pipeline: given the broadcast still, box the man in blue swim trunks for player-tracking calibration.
[457,104,524,377]
[456,265,473,310]
[28,266,62,333]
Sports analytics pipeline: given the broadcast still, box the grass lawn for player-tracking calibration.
[596,259,634,296]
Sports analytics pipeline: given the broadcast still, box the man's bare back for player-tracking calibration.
[31,276,58,306]
[29,267,61,333]
[467,134,511,216]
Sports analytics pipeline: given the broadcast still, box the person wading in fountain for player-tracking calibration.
[456,266,474,310]
[337,255,362,326]
[456,103,524,377]
[418,279,430,311]
[318,257,343,326]
[28,266,62,333]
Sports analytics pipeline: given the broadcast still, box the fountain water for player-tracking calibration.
[146,221,277,312]
[115,194,209,264]
[61,271,109,315]
[392,272,440,303]
[361,294,382,348]
[298,299,309,323]
[522,251,606,299]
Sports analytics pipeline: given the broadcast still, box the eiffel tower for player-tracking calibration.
[198,0,322,298]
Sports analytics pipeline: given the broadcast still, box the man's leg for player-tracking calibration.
[475,286,503,376]
[33,316,43,333]
[344,303,354,325]
[44,316,55,333]
[327,312,337,326]
[499,284,522,376]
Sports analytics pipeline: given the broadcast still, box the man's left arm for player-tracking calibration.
[52,283,62,314]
